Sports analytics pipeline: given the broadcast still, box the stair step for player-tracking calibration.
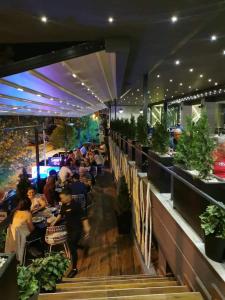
[62,275,172,283]
[38,285,189,299]
[69,292,203,300]
[56,281,179,292]
[61,277,176,285]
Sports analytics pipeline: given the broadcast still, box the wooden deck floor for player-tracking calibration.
[76,170,143,277]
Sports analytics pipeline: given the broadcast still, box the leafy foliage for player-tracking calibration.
[200,204,225,239]
[50,123,77,150]
[116,176,131,214]
[110,119,130,137]
[129,115,136,140]
[151,118,170,155]
[136,114,148,145]
[17,265,39,300]
[0,121,32,187]
[191,113,215,179]
[174,116,195,170]
[174,113,215,179]
[29,252,70,292]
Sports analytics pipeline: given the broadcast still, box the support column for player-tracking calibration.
[143,73,148,120]
[34,127,40,192]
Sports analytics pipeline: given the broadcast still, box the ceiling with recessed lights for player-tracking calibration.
[0,0,225,113]
[0,50,117,116]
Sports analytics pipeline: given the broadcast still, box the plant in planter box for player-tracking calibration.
[200,204,225,262]
[173,113,224,237]
[129,115,136,140]
[29,252,70,293]
[115,176,132,234]
[136,114,148,146]
[151,120,170,155]
[17,265,39,300]
[0,229,6,252]
[149,119,172,192]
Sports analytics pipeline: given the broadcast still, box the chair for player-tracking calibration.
[45,225,70,258]
[22,237,42,265]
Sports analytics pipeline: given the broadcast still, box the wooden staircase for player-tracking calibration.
[38,274,203,300]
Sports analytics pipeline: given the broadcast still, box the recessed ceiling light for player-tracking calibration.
[81,82,85,86]
[12,107,18,110]
[17,88,24,92]
[169,79,173,82]
[179,83,183,86]
[223,50,225,55]
[72,73,77,78]
[108,16,114,23]
[200,74,204,78]
[157,74,160,78]
[36,94,41,97]
[157,86,160,89]
[171,15,178,23]
[189,68,194,72]
[50,97,54,100]
[59,100,63,103]
[215,82,218,86]
[211,34,217,42]
[208,78,212,82]
[175,60,180,65]
[188,86,192,89]
[41,16,48,23]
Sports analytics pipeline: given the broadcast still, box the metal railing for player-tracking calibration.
[112,132,225,211]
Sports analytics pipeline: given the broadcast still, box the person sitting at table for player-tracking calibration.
[27,187,47,213]
[51,188,90,277]
[5,198,35,263]
[43,176,59,207]
[58,161,73,184]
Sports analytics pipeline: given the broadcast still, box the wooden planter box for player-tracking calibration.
[0,253,19,300]
[148,150,173,193]
[135,144,149,172]
[172,166,225,238]
[128,139,137,161]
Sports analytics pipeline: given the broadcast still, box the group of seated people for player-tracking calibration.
[4,142,107,275]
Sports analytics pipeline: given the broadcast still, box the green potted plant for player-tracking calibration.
[200,204,225,262]
[17,265,39,300]
[136,114,149,171]
[29,252,70,293]
[115,176,132,234]
[127,115,137,161]
[0,229,6,252]
[148,119,172,192]
[173,113,225,237]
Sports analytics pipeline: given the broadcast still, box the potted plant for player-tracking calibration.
[136,114,149,172]
[121,119,130,153]
[127,115,137,161]
[148,119,172,193]
[17,265,39,300]
[115,176,132,234]
[0,229,6,252]
[29,252,70,293]
[200,204,225,262]
[173,113,225,237]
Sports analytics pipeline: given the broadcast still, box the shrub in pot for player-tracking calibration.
[136,114,149,171]
[200,204,225,262]
[115,176,132,234]
[173,113,225,237]
[148,119,172,192]
[17,265,39,300]
[29,252,70,293]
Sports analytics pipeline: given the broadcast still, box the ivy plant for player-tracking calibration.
[200,204,225,239]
